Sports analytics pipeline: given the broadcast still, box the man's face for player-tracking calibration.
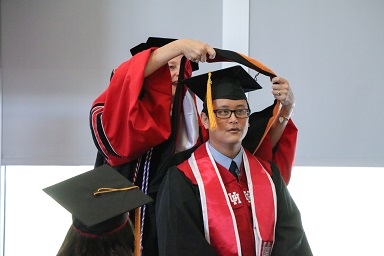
[168,55,183,98]
[201,98,249,150]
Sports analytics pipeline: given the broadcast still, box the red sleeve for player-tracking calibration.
[254,119,298,185]
[90,48,173,166]
[271,119,298,184]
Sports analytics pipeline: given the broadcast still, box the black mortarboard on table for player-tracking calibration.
[130,37,199,71]
[43,165,153,256]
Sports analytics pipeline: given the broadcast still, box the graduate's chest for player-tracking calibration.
[217,164,252,212]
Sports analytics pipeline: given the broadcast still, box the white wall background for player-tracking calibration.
[248,0,384,167]
[0,0,223,165]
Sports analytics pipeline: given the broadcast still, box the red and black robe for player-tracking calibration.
[156,143,312,256]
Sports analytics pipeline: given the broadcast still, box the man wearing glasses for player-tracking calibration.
[156,66,312,256]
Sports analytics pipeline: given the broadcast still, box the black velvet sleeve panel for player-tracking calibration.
[156,167,218,256]
[270,162,313,256]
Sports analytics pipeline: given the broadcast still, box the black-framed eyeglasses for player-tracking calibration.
[213,109,251,119]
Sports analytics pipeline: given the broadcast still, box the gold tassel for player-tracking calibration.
[134,207,141,256]
[93,186,139,196]
[206,72,217,130]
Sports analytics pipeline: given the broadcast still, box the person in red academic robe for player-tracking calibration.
[89,37,298,255]
[156,66,312,256]
[90,38,215,255]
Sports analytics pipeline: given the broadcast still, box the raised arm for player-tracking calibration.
[269,76,296,148]
[144,39,216,77]
[90,39,215,166]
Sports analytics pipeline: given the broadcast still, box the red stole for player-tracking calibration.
[181,143,276,256]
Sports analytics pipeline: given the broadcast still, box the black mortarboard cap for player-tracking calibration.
[183,65,261,101]
[204,49,279,153]
[43,165,153,229]
[130,37,199,71]
[183,65,261,130]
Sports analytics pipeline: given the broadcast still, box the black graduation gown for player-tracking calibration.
[156,162,313,256]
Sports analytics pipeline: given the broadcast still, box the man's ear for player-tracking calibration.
[200,112,210,129]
